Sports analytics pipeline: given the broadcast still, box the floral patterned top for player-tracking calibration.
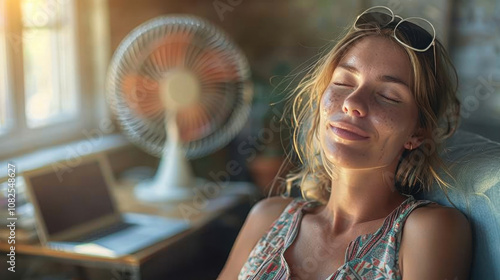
[238,195,435,280]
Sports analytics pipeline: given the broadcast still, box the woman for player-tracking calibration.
[218,6,472,280]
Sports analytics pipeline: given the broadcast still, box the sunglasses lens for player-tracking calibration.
[395,18,435,51]
[355,10,393,29]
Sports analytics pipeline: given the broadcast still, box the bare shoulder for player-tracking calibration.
[217,196,294,280]
[400,203,473,280]
[403,204,471,242]
[249,196,296,224]
[405,203,470,231]
[235,196,295,247]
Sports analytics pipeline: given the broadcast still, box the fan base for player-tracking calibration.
[134,180,194,202]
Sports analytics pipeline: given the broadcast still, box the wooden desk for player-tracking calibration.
[0,181,258,280]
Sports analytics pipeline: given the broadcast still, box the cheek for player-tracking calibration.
[372,110,399,133]
[372,107,417,141]
[320,87,343,117]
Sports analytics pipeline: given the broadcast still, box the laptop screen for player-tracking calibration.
[27,160,116,236]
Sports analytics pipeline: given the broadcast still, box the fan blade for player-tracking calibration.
[122,75,164,118]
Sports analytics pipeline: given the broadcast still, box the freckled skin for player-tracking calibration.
[319,36,420,170]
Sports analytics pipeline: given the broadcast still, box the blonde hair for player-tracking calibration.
[279,20,460,203]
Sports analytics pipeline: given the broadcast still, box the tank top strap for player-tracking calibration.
[260,197,317,247]
[237,197,318,279]
[392,195,437,234]
[344,195,436,261]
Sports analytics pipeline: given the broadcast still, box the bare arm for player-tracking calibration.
[217,196,293,280]
[399,205,473,280]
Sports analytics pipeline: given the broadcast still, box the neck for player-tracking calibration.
[319,165,408,235]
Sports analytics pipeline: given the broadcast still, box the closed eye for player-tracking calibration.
[333,82,353,87]
[378,93,401,103]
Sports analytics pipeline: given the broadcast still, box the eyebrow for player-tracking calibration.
[338,63,410,89]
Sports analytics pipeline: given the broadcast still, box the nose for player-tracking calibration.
[342,89,368,117]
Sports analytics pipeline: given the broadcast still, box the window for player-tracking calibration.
[21,0,78,128]
[0,0,110,159]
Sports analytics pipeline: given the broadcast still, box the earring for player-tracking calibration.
[409,143,413,151]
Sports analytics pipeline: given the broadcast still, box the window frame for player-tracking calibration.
[0,0,111,160]
[0,1,14,135]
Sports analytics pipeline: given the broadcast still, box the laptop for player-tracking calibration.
[23,155,190,258]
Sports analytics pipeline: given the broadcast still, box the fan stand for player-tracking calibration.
[134,130,195,201]
[134,69,201,202]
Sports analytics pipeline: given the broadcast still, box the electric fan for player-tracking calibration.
[106,15,252,201]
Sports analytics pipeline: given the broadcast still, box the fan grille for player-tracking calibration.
[107,15,252,158]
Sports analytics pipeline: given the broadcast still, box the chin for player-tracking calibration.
[321,140,395,171]
[322,141,368,168]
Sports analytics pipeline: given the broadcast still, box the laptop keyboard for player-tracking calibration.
[73,222,136,243]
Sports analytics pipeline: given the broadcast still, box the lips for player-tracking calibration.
[329,122,370,141]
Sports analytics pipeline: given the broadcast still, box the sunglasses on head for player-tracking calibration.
[353,6,437,76]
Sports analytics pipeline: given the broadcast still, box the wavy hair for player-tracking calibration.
[278,19,460,203]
